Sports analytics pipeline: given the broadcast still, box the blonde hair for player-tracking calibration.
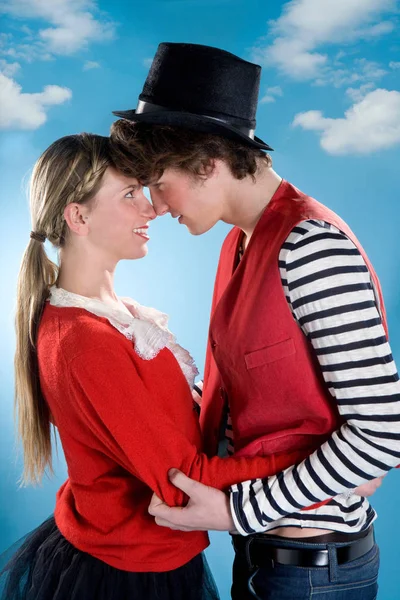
[15,133,114,485]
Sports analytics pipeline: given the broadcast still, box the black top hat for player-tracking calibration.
[113,43,273,151]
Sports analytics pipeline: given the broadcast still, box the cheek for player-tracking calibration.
[163,191,179,208]
[176,190,197,213]
[166,185,190,207]
[191,191,210,214]
[91,208,130,239]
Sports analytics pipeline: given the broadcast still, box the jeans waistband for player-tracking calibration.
[231,526,375,569]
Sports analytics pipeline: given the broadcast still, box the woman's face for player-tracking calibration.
[82,167,156,261]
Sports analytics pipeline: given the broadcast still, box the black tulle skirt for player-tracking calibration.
[0,516,220,600]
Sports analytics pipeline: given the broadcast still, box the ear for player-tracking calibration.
[198,158,217,179]
[63,203,90,237]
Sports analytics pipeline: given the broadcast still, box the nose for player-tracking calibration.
[150,193,169,217]
[143,201,157,221]
[139,192,157,221]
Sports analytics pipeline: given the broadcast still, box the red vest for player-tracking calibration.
[200,180,388,461]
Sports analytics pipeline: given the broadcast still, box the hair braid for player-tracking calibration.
[15,133,115,485]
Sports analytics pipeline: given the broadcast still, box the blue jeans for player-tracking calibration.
[231,533,379,599]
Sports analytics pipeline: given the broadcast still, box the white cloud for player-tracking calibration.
[292,88,400,155]
[261,95,277,104]
[0,0,116,57]
[345,82,375,102]
[315,58,388,87]
[83,60,100,70]
[260,85,284,103]
[360,20,396,37]
[266,86,283,96]
[0,33,12,45]
[335,50,347,61]
[20,25,33,37]
[0,35,53,63]
[261,95,275,104]
[253,0,397,81]
[143,57,153,68]
[389,61,400,69]
[0,59,20,77]
[354,59,388,81]
[0,73,72,130]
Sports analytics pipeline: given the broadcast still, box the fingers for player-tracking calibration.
[148,493,164,516]
[149,494,202,530]
[154,515,182,529]
[168,469,205,497]
[151,503,203,530]
[154,516,203,532]
[148,493,185,520]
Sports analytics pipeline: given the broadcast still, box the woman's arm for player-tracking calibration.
[67,343,315,508]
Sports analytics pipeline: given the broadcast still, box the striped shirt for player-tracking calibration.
[225,219,400,535]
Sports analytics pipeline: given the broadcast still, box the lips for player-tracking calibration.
[133,225,150,240]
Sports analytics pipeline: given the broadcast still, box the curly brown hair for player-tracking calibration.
[109,120,272,185]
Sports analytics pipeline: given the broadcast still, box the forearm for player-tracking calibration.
[230,419,399,534]
[184,446,322,493]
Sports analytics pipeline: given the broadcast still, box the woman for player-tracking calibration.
[0,133,315,600]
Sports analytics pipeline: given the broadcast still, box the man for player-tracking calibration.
[110,43,400,599]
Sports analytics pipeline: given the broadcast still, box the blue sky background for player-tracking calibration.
[0,1,399,598]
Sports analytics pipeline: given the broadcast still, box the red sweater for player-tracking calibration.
[37,303,312,572]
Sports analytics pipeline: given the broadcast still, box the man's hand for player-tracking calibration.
[354,476,385,497]
[148,469,238,532]
[148,471,386,534]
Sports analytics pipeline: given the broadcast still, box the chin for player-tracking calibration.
[125,246,149,260]
[187,221,215,236]
[137,246,149,258]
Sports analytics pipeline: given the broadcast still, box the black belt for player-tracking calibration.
[232,527,375,568]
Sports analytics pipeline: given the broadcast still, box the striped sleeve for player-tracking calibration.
[192,380,203,416]
[193,379,203,400]
[230,219,400,535]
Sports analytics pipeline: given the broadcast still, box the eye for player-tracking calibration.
[125,184,142,199]
[125,189,137,199]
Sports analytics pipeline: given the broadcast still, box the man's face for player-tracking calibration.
[148,167,224,235]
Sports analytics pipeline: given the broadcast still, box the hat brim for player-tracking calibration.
[112,109,273,151]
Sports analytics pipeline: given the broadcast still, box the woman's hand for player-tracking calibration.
[353,476,385,497]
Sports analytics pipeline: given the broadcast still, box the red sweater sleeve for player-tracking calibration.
[67,343,309,508]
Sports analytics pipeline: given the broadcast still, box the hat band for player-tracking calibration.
[136,100,255,140]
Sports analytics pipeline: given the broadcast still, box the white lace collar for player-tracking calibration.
[48,285,199,388]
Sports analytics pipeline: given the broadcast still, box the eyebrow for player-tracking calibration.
[121,184,140,192]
